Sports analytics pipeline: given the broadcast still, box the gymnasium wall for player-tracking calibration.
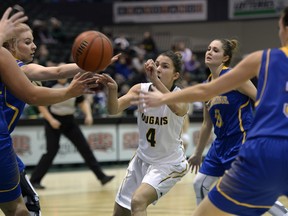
[12,118,212,166]
[1,0,280,59]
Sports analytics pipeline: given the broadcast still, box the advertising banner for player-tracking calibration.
[113,0,207,23]
[13,125,117,165]
[229,0,288,19]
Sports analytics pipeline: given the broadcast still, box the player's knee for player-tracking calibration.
[131,194,148,211]
[4,206,29,216]
[193,174,211,196]
[17,208,30,216]
[193,175,203,192]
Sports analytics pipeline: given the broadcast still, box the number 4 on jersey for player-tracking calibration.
[146,128,156,147]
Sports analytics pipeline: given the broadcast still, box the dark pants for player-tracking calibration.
[30,114,106,183]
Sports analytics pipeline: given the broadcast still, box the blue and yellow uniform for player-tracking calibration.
[209,48,288,215]
[0,74,22,202]
[200,66,254,176]
[4,60,26,172]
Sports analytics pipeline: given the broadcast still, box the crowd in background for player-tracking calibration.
[22,16,209,119]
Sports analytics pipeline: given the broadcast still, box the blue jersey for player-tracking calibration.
[208,48,288,215]
[248,48,288,139]
[0,71,22,202]
[206,67,254,139]
[3,60,26,134]
[0,84,9,138]
[0,60,26,171]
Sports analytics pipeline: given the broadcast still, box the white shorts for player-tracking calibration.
[115,155,189,210]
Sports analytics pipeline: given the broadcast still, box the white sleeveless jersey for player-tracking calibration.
[136,83,187,164]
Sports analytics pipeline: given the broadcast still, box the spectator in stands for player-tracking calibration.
[141,31,158,59]
[34,44,50,65]
[114,34,130,53]
[183,53,203,83]
[114,54,133,80]
[32,19,57,44]
[174,41,193,71]
[49,17,66,43]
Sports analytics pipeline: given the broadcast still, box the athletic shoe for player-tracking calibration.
[100,175,115,186]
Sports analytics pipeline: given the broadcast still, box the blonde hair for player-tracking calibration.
[3,23,32,51]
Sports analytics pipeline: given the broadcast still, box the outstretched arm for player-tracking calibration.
[23,53,122,81]
[141,51,262,107]
[0,48,95,105]
[95,73,140,115]
[188,106,212,174]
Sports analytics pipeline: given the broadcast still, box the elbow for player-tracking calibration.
[23,94,39,105]
[107,108,118,115]
[25,94,49,106]
[107,103,119,115]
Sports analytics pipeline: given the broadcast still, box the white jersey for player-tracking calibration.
[136,83,186,164]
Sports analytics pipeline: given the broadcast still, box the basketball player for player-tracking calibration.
[189,38,255,202]
[2,22,119,215]
[138,6,288,216]
[0,7,96,216]
[188,38,287,216]
[95,50,189,216]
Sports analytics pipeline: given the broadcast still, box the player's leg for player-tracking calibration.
[194,138,227,205]
[131,183,157,216]
[0,196,30,216]
[112,202,130,216]
[205,138,288,216]
[20,170,41,216]
[0,142,29,215]
[268,201,288,216]
[192,196,232,216]
[193,172,218,205]
[131,160,189,215]
[113,156,142,216]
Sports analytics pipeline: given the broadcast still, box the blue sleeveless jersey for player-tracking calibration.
[0,64,22,203]
[0,60,26,171]
[207,67,254,139]
[3,60,26,134]
[248,48,288,139]
[0,94,9,138]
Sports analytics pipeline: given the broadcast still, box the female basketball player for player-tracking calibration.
[2,21,119,215]
[139,6,288,216]
[0,7,96,216]
[189,38,256,203]
[96,50,189,216]
[187,38,287,216]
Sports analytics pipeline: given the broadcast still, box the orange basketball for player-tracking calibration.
[72,31,113,72]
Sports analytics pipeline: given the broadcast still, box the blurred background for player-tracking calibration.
[2,0,283,166]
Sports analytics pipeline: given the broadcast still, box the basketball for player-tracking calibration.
[72,31,113,72]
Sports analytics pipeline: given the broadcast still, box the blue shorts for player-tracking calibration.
[200,133,243,176]
[209,137,288,216]
[0,137,21,203]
